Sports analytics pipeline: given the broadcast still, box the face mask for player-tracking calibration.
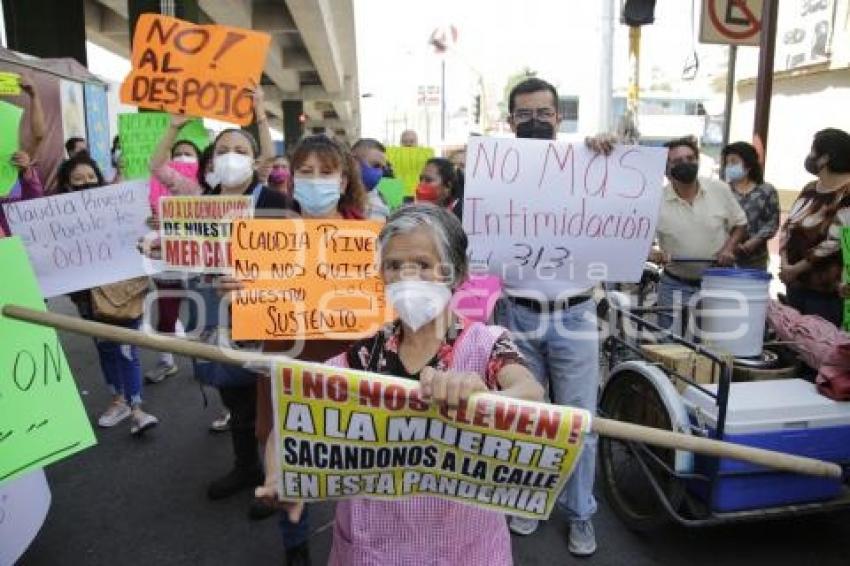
[724,163,746,183]
[214,153,254,187]
[70,182,100,192]
[173,154,198,164]
[415,182,441,203]
[804,154,823,175]
[515,118,555,140]
[205,171,221,188]
[387,280,453,332]
[669,162,699,184]
[269,168,290,185]
[360,162,383,191]
[294,177,342,216]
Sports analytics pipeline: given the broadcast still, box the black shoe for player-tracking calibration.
[284,543,311,566]
[207,466,263,500]
[248,498,277,521]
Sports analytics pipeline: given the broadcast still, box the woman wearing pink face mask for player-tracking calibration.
[266,155,291,195]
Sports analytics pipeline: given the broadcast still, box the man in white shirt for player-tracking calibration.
[494,77,600,557]
[649,137,747,334]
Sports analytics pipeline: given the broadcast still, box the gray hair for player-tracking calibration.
[378,203,468,287]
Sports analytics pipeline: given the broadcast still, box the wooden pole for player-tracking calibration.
[2,305,843,480]
[753,0,779,164]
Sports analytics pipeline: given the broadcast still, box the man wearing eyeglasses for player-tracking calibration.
[494,77,601,557]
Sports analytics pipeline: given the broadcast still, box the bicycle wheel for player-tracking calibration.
[599,369,685,531]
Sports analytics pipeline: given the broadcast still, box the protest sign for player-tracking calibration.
[0,71,21,96]
[463,137,667,288]
[0,237,97,485]
[231,219,390,340]
[0,469,51,565]
[376,177,406,211]
[841,227,850,331]
[0,100,23,196]
[385,146,435,196]
[3,180,156,297]
[159,195,253,273]
[84,83,112,178]
[451,275,502,324]
[119,112,208,180]
[149,161,199,209]
[271,359,589,519]
[120,14,271,125]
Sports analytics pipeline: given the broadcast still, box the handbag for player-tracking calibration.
[91,277,150,322]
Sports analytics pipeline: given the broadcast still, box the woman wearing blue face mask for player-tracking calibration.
[291,135,369,220]
[721,141,780,270]
[226,135,369,565]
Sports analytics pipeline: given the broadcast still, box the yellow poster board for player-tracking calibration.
[271,358,589,519]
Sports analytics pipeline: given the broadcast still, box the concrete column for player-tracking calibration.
[282,99,304,148]
[127,0,199,45]
[3,0,87,65]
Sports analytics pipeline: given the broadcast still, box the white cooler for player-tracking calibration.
[682,379,850,512]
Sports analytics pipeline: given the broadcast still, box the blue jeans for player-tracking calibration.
[657,273,701,338]
[494,297,599,522]
[93,319,143,406]
[278,506,310,550]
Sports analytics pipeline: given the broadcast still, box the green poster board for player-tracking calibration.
[0,237,96,485]
[0,100,23,197]
[376,177,406,211]
[841,227,850,331]
[118,112,210,180]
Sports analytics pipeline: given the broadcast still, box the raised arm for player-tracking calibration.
[149,114,192,172]
[252,83,275,165]
[19,73,46,160]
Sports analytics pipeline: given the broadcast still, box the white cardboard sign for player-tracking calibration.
[3,180,158,297]
[462,137,667,291]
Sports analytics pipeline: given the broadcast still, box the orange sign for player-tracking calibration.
[231,219,391,341]
[120,14,271,126]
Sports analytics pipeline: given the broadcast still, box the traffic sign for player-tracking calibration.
[700,0,763,46]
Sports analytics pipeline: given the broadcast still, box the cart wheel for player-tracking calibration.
[599,369,685,531]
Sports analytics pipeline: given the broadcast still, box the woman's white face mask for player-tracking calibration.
[386,280,452,331]
[214,152,254,187]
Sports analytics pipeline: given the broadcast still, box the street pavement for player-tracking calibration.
[19,297,850,566]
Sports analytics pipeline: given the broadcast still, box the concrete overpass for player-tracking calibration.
[32,0,360,141]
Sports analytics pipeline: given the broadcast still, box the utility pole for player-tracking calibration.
[753,0,779,164]
[599,0,615,134]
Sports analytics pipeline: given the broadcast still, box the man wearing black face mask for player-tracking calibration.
[496,77,602,557]
[648,136,747,333]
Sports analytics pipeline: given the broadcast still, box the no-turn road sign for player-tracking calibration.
[700,0,763,46]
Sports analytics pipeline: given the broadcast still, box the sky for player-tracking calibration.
[354,0,734,142]
[1,0,737,143]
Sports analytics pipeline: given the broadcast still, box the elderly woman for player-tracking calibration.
[780,128,850,327]
[257,203,543,565]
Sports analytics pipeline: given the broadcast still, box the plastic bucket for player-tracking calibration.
[700,268,771,357]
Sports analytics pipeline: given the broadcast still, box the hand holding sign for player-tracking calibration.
[120,14,271,125]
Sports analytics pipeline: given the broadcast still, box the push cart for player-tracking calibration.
[599,287,850,530]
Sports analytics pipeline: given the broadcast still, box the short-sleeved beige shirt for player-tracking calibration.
[655,176,748,280]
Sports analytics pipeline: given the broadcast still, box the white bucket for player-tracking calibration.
[700,268,772,357]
